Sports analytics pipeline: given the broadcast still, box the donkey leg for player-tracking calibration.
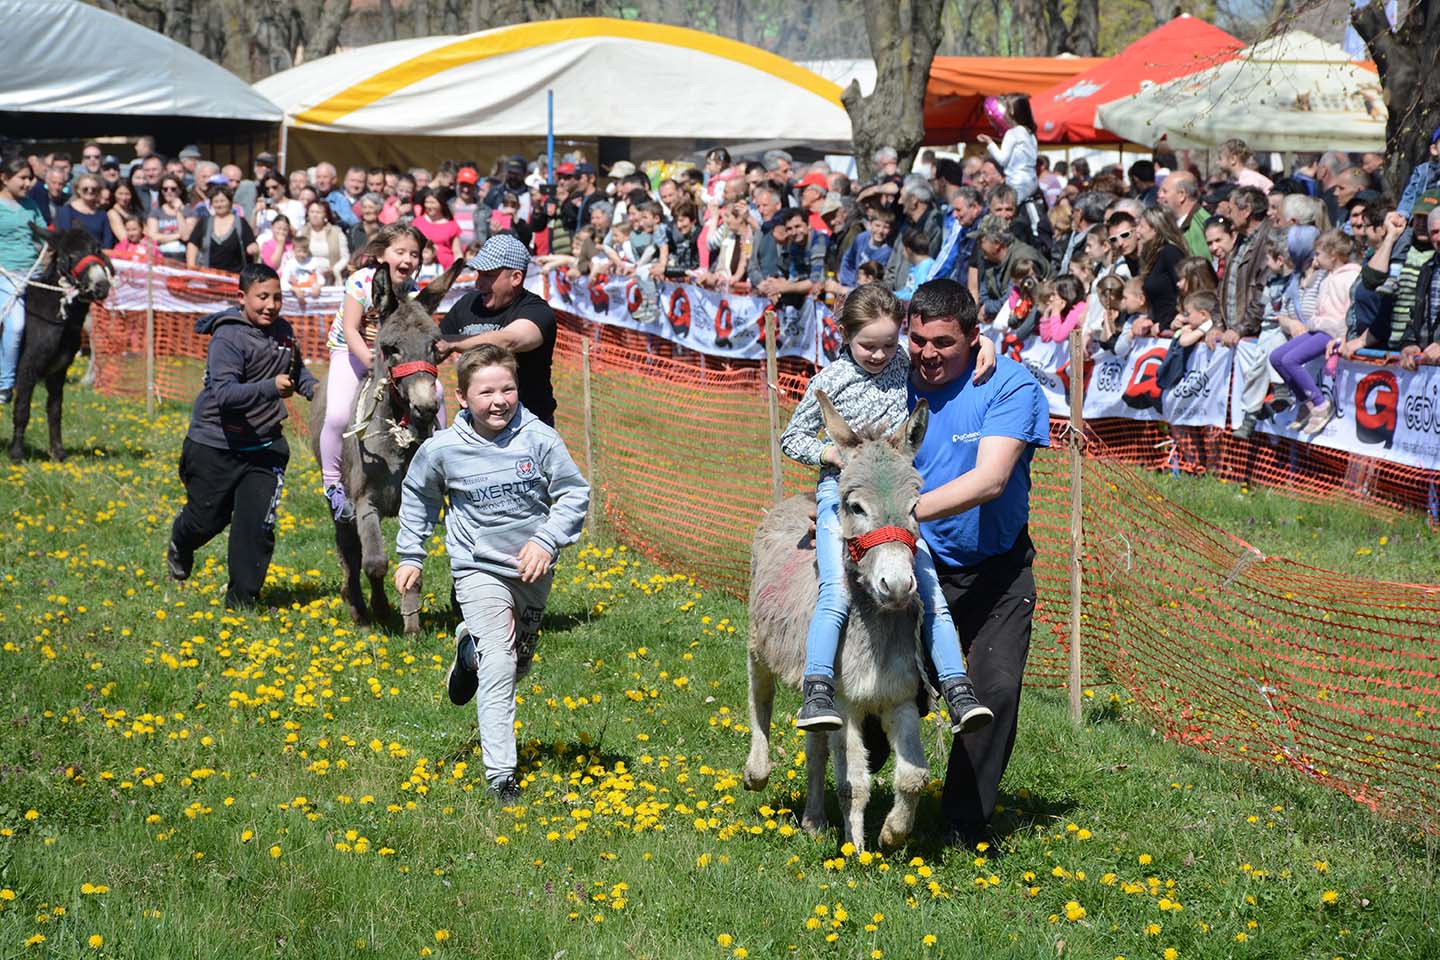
[832,716,872,852]
[8,365,36,462]
[356,500,391,621]
[878,704,929,851]
[743,650,776,791]
[801,729,831,837]
[44,370,66,461]
[335,519,368,625]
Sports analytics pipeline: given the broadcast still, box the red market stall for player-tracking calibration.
[924,55,1105,142]
[1032,15,1243,144]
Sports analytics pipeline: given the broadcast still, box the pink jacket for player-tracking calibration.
[1309,262,1360,339]
[1040,302,1087,343]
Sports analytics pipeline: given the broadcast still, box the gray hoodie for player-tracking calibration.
[187,306,317,450]
[395,405,590,580]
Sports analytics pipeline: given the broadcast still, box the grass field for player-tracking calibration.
[1,387,1437,959]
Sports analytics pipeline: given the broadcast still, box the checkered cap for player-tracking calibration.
[466,233,530,272]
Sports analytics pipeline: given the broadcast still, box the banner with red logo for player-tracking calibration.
[1226,340,1440,471]
[543,273,836,366]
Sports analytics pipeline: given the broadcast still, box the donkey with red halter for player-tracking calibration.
[310,262,460,633]
[745,394,933,852]
[8,225,112,461]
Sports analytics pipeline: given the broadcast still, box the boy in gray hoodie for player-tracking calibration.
[394,344,589,803]
[168,263,316,607]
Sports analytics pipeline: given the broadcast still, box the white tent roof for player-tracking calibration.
[1094,31,1385,153]
[0,0,281,122]
[256,18,852,143]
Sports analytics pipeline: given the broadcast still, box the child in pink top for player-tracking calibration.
[113,214,160,261]
[1038,275,1088,343]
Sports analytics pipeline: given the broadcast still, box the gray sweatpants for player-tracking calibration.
[454,568,552,785]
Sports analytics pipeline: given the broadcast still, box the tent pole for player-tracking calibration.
[278,122,289,174]
[547,90,555,185]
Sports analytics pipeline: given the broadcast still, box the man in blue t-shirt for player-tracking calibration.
[906,278,1050,844]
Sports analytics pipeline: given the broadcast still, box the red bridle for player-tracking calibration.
[389,360,438,381]
[846,526,918,563]
[70,254,107,279]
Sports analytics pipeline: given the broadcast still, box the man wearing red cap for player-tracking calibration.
[797,170,832,236]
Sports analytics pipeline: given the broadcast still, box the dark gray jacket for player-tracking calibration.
[187,307,317,450]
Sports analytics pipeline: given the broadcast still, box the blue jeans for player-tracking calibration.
[0,272,25,391]
[803,475,968,683]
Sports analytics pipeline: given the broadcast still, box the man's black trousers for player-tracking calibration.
[170,436,288,607]
[934,528,1037,836]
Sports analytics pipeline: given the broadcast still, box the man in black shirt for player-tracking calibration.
[440,233,558,424]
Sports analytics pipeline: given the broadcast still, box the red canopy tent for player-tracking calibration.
[924,55,1104,143]
[1032,16,1243,144]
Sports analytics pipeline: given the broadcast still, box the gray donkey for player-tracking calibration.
[745,393,931,852]
[310,262,460,633]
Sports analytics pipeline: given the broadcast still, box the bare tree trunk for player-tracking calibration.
[1062,0,1100,55]
[304,0,353,56]
[1353,0,1440,195]
[842,0,944,173]
[379,0,397,40]
[414,0,431,36]
[1011,0,1052,54]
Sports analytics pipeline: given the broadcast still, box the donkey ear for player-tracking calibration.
[415,257,466,312]
[892,399,928,455]
[816,389,859,450]
[371,265,399,319]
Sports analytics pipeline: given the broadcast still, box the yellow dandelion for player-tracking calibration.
[716,934,733,947]
[1321,890,1339,904]
[88,934,104,949]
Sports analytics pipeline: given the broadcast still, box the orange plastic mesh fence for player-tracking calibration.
[90,303,1440,828]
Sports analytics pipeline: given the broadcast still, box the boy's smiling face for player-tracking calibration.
[241,278,283,328]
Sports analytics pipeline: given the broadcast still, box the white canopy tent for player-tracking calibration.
[1094,31,1386,153]
[257,18,853,169]
[1,0,282,138]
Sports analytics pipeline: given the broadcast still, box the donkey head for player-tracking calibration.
[31,224,112,301]
[817,390,929,611]
[369,259,464,423]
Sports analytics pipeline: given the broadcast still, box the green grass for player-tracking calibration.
[0,387,1437,959]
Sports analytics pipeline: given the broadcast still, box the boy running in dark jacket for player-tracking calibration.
[167,263,317,607]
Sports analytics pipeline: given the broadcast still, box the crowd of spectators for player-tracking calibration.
[7,111,1440,431]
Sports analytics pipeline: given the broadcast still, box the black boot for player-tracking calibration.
[940,676,994,734]
[795,675,843,731]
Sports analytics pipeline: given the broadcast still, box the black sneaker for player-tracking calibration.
[0,388,11,405]
[1268,384,1294,415]
[489,774,521,804]
[1232,413,1257,440]
[795,675,843,731]
[940,676,993,734]
[166,539,192,581]
[446,628,479,706]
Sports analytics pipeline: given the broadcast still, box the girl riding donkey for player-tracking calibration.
[319,224,444,521]
[780,283,996,734]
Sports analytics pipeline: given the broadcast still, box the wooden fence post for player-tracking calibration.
[1067,324,1085,727]
[763,311,784,506]
[145,254,155,417]
[582,338,598,531]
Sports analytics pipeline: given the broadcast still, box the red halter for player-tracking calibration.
[389,360,438,381]
[846,526,918,564]
[70,254,107,279]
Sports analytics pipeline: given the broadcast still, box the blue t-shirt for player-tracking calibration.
[908,355,1050,568]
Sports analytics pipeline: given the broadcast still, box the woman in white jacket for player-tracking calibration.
[978,94,1039,204]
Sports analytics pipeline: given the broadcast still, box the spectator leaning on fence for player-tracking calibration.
[1398,205,1440,371]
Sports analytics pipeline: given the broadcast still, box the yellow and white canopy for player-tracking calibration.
[256,18,851,144]
[1094,31,1385,153]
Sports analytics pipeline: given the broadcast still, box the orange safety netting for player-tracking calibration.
[88,302,1440,830]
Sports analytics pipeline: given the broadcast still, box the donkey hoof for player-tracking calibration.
[878,825,908,851]
[49,447,66,463]
[742,765,770,792]
[801,814,829,837]
[349,606,370,627]
[9,446,25,463]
